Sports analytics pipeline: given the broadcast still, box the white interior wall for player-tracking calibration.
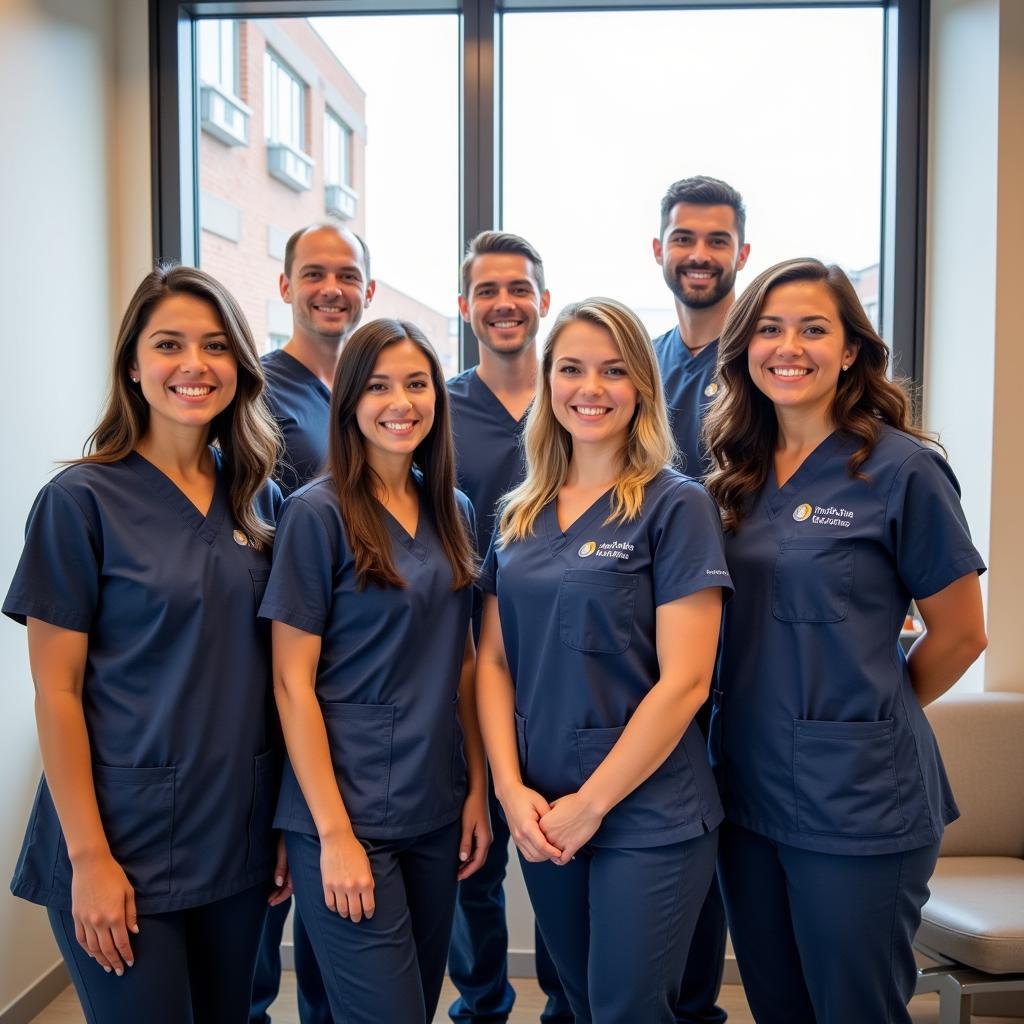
[0,0,150,1013]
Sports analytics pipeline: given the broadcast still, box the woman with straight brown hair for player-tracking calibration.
[3,263,287,1023]
[704,258,987,1024]
[259,318,490,1024]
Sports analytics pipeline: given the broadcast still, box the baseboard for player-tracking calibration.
[283,942,741,985]
[0,961,70,1024]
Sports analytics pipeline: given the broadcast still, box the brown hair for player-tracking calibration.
[460,230,546,296]
[75,263,280,548]
[326,319,476,590]
[659,175,746,243]
[704,258,937,532]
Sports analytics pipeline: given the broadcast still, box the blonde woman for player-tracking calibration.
[476,298,732,1024]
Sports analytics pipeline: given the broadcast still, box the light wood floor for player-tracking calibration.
[28,974,1024,1023]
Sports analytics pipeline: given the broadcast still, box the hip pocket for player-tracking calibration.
[576,726,690,835]
[773,539,854,623]
[793,718,905,837]
[321,702,395,827]
[559,569,639,655]
[247,749,280,870]
[61,765,176,895]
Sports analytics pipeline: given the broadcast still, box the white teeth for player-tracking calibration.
[575,406,609,416]
[173,385,213,396]
[491,320,521,328]
[382,421,414,432]
[315,305,344,312]
[685,271,714,279]
[771,367,811,378]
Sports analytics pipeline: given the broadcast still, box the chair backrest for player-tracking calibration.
[925,692,1024,857]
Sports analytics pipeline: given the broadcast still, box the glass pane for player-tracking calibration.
[503,8,884,342]
[197,15,459,373]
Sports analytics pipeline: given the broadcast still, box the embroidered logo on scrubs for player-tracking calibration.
[578,541,597,558]
[704,381,719,398]
[233,529,250,547]
[793,503,813,522]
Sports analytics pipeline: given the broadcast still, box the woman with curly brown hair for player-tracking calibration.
[704,258,987,1024]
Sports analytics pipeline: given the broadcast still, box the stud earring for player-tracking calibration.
[842,364,850,372]
[131,376,139,383]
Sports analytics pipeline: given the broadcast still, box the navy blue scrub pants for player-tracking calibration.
[520,829,718,1024]
[250,897,331,1024]
[448,781,574,1023]
[49,882,268,1024]
[718,822,941,1024]
[287,821,461,1024]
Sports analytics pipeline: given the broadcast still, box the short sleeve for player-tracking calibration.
[652,481,734,606]
[258,494,336,634]
[886,448,985,599]
[2,481,100,631]
[478,524,500,595]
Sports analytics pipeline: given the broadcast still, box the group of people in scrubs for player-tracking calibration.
[4,175,988,1024]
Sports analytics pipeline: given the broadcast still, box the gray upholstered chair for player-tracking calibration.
[915,692,1024,1023]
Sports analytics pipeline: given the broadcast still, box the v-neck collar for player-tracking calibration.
[275,349,331,402]
[470,369,528,433]
[666,327,719,377]
[124,449,228,546]
[542,487,614,555]
[379,486,428,563]
[764,430,849,520]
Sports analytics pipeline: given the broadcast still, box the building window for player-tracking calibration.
[263,49,313,191]
[198,20,250,146]
[324,109,357,219]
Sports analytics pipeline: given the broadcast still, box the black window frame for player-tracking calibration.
[150,0,927,381]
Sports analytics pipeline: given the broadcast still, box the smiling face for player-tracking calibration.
[130,293,238,438]
[653,202,750,310]
[747,279,859,423]
[459,252,550,358]
[549,319,639,452]
[355,339,436,468]
[280,227,374,346]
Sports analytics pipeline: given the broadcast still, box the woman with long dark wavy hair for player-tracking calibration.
[703,258,987,1024]
[3,264,288,1023]
[259,319,490,1024]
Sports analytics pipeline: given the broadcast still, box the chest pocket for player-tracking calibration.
[772,538,854,623]
[249,567,270,604]
[559,569,639,655]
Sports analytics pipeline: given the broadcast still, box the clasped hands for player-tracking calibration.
[500,784,605,865]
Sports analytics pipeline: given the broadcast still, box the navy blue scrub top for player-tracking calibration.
[481,469,733,849]
[263,348,331,496]
[259,477,474,841]
[447,368,527,559]
[712,427,986,856]
[3,451,282,914]
[652,328,718,479]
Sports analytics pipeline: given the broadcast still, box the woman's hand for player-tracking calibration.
[539,793,604,864]
[320,830,375,922]
[268,832,293,907]
[498,783,563,863]
[71,852,137,975]
[457,790,493,881]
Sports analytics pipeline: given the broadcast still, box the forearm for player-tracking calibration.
[908,629,987,706]
[580,674,709,816]
[35,689,110,864]
[274,677,353,840]
[475,657,522,801]
[457,653,488,797]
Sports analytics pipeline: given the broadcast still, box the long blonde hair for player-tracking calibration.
[498,298,674,544]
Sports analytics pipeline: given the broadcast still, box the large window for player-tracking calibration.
[154,0,926,379]
[198,19,238,95]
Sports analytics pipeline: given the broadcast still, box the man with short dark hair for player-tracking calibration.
[651,176,750,1024]
[652,175,750,480]
[446,231,573,1024]
[251,220,375,1024]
